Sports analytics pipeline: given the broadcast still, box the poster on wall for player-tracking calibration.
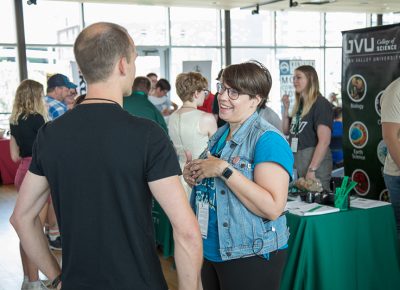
[182,60,212,90]
[342,23,400,200]
[279,60,315,113]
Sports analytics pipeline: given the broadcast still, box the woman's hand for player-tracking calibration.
[183,151,196,187]
[187,153,229,183]
[281,94,290,113]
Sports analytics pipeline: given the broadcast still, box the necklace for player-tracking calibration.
[79,97,120,106]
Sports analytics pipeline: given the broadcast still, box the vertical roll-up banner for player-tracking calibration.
[342,24,400,200]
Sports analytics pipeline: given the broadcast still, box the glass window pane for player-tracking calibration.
[276,11,322,47]
[326,13,367,47]
[325,48,342,105]
[26,46,75,90]
[383,13,400,25]
[0,0,16,44]
[170,48,222,105]
[170,7,220,46]
[0,47,19,115]
[231,9,274,46]
[23,1,82,44]
[84,3,169,46]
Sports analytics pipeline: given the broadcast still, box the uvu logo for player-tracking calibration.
[344,38,374,54]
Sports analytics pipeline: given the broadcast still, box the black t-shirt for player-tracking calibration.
[10,114,45,157]
[289,96,333,151]
[29,103,181,290]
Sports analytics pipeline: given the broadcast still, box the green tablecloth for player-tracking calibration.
[281,205,400,290]
[152,199,174,258]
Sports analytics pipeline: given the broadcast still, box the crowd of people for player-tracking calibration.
[7,21,399,290]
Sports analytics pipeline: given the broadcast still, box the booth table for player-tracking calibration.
[0,138,18,185]
[281,205,400,290]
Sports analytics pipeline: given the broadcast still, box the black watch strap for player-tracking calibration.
[222,165,234,180]
[51,274,61,289]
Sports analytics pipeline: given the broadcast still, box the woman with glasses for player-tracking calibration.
[183,61,293,290]
[169,72,217,199]
[281,65,333,191]
[9,79,49,290]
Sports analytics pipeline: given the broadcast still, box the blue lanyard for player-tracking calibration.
[211,129,230,157]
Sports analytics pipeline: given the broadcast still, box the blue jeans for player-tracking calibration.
[384,174,400,239]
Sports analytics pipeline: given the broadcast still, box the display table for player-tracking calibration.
[281,205,400,290]
[0,138,18,185]
[152,199,174,258]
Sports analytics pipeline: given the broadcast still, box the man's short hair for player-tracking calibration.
[155,78,171,92]
[146,72,158,79]
[133,77,151,94]
[74,22,134,84]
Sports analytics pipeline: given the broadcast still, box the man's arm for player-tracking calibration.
[149,176,202,290]
[10,172,61,282]
[382,122,400,168]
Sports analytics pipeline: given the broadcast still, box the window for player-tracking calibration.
[276,11,323,47]
[0,47,19,113]
[170,7,220,46]
[23,0,82,44]
[325,13,368,47]
[231,9,274,46]
[84,3,169,46]
[0,0,17,44]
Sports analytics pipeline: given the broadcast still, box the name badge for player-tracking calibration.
[291,137,298,153]
[197,201,209,239]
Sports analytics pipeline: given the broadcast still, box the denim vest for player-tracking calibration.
[190,111,290,261]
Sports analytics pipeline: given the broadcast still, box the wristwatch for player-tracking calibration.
[50,274,61,289]
[221,165,234,180]
[308,167,317,173]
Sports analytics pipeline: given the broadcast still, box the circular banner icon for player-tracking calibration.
[349,121,369,149]
[377,139,388,165]
[347,74,367,102]
[379,189,390,202]
[352,169,370,196]
[375,90,384,117]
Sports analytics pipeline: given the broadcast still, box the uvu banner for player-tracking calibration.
[342,23,400,200]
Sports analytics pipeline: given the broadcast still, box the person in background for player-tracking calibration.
[123,76,168,133]
[259,104,282,132]
[212,69,226,127]
[381,76,400,240]
[64,88,78,110]
[147,72,158,97]
[197,91,215,114]
[45,74,77,120]
[169,72,217,198]
[10,22,202,290]
[281,65,333,191]
[184,60,293,290]
[330,106,343,169]
[9,79,49,290]
[329,92,340,107]
[44,73,77,251]
[148,78,178,117]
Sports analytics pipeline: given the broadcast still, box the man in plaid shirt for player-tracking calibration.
[45,74,77,120]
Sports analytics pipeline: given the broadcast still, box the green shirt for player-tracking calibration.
[123,91,168,134]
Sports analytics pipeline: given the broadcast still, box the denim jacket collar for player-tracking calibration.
[208,111,259,150]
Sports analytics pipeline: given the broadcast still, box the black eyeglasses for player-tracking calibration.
[217,83,240,100]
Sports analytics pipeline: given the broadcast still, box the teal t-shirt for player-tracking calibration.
[194,130,293,262]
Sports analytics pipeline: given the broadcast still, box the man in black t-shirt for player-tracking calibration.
[10,22,202,290]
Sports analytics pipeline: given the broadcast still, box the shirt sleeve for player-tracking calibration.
[254,131,294,177]
[381,80,400,123]
[29,127,45,176]
[313,98,333,130]
[145,123,181,182]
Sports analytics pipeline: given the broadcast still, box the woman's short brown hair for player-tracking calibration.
[175,72,208,102]
[222,60,272,108]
